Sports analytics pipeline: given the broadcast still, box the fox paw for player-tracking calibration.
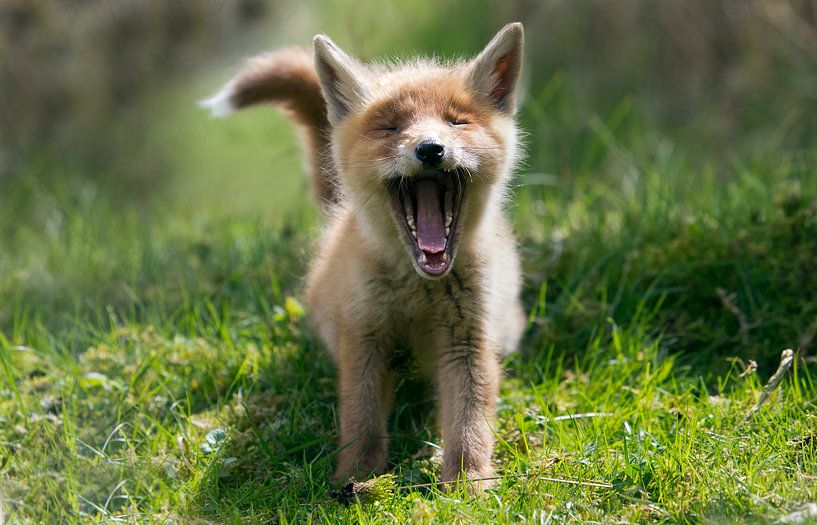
[331,457,386,486]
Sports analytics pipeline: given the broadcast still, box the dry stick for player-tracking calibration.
[798,315,817,353]
[402,473,613,490]
[328,471,613,508]
[716,287,753,345]
[334,472,613,505]
[739,359,758,378]
[551,412,611,422]
[745,348,795,422]
[298,470,616,510]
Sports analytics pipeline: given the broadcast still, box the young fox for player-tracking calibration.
[202,23,526,488]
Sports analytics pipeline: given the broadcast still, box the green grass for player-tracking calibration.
[2,127,816,524]
[3,9,817,522]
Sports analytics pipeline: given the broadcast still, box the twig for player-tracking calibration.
[745,349,795,422]
[551,412,612,422]
[739,359,757,378]
[262,470,616,512]
[716,287,753,344]
[334,471,612,506]
[798,315,817,353]
[403,473,613,490]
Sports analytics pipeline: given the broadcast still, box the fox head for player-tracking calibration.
[314,23,525,279]
[202,23,524,280]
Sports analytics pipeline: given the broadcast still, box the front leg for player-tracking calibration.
[436,337,500,489]
[332,334,394,484]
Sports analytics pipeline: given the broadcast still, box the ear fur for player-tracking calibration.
[312,35,370,124]
[467,22,524,114]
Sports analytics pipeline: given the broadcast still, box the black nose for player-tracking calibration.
[415,141,445,167]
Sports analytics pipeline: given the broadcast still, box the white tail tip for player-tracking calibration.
[198,82,235,118]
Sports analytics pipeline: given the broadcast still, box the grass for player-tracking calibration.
[3,8,817,523]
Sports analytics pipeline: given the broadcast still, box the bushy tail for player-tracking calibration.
[200,49,337,212]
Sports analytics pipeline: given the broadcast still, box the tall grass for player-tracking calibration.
[1,1,816,522]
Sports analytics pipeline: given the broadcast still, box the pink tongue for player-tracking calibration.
[415,179,446,254]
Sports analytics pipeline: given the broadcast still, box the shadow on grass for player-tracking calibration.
[4,159,816,521]
[517,174,817,377]
[186,338,441,520]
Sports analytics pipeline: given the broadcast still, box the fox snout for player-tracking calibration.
[394,132,476,180]
[415,140,445,168]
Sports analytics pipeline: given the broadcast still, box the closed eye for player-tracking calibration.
[449,120,470,126]
[369,126,400,139]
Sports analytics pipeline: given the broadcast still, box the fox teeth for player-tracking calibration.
[403,194,415,225]
[444,211,452,229]
[407,215,416,230]
[441,253,448,263]
[420,253,428,264]
[445,227,450,236]
[444,186,453,218]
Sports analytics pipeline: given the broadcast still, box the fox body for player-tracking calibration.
[202,23,526,487]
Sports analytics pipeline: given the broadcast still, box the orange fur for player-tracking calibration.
[204,23,527,490]
[201,49,337,210]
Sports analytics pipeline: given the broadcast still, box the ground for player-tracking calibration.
[2,28,817,524]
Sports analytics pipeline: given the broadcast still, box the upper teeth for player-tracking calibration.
[403,195,416,232]
[444,182,453,229]
[398,177,457,242]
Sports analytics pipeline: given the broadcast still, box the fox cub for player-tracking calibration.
[202,23,526,488]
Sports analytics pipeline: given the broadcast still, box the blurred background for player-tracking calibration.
[2,0,817,364]
[3,0,816,212]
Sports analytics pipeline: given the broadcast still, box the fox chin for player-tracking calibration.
[202,22,527,490]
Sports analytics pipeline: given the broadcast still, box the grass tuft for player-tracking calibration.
[2,8,817,519]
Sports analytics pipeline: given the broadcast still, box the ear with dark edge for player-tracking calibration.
[312,34,370,124]
[467,22,524,114]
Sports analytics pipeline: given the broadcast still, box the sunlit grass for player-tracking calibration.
[2,6,817,520]
[2,133,815,522]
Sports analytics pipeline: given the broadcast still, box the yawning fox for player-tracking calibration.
[201,22,526,489]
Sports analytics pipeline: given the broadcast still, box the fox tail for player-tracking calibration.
[200,49,336,212]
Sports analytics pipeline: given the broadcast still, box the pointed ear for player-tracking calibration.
[313,35,370,124]
[466,22,524,114]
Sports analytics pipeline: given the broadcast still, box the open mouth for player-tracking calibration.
[387,169,466,277]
